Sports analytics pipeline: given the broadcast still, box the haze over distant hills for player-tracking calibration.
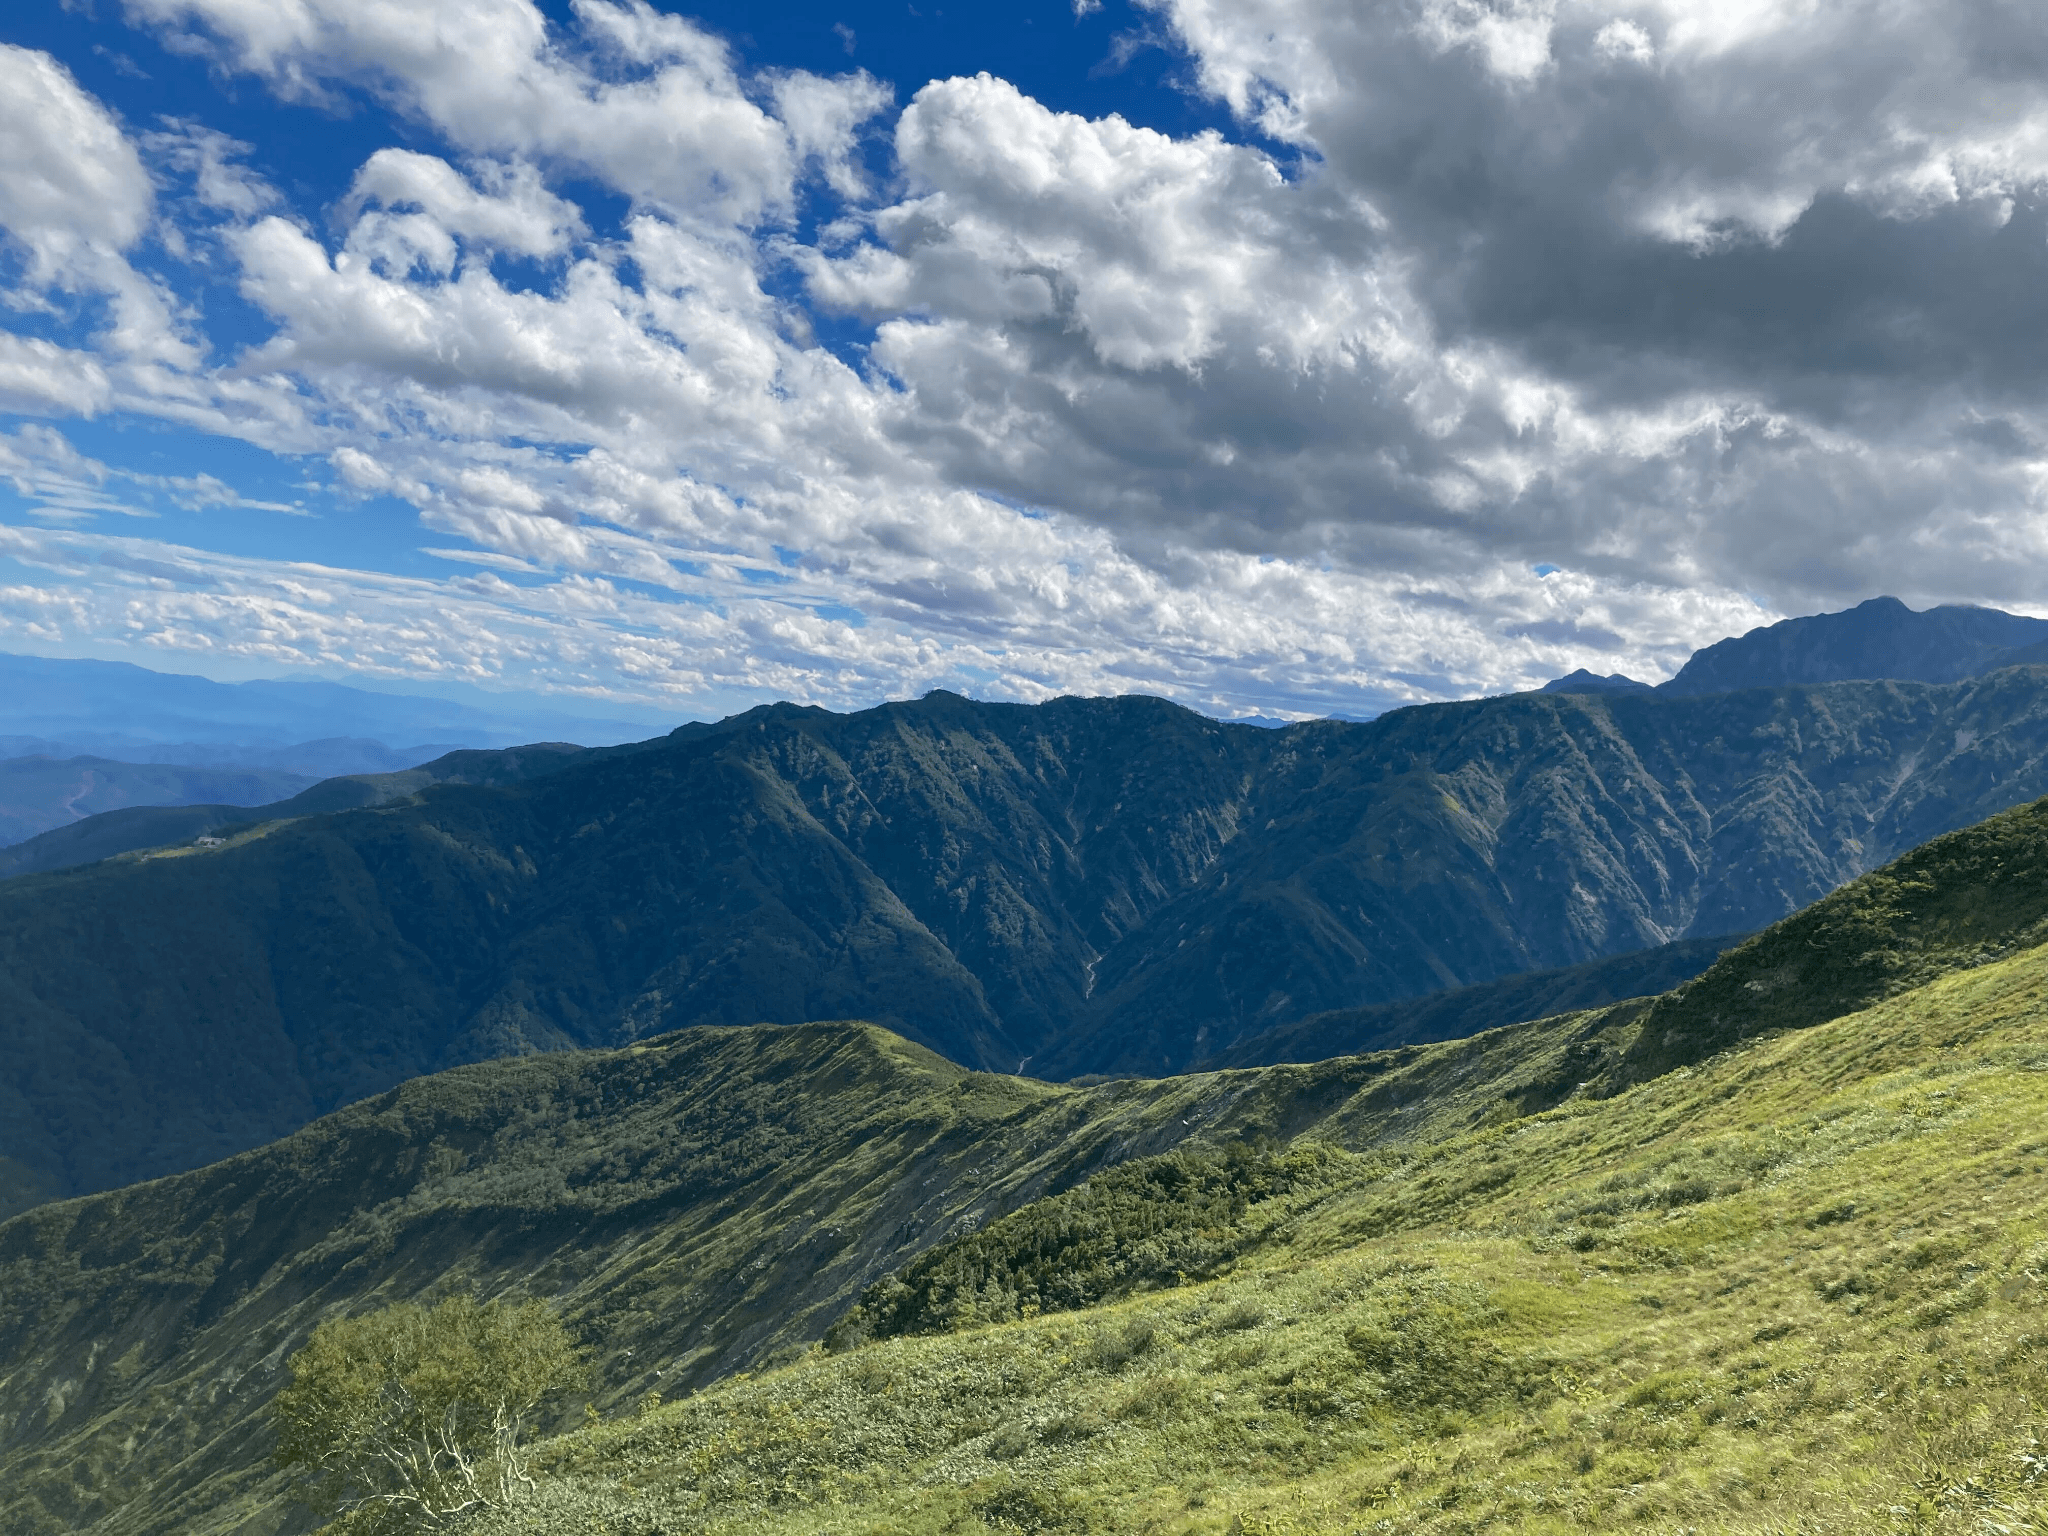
[0,757,317,847]
[0,652,666,766]
[0,652,677,846]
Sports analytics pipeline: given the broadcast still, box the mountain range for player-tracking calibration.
[11,596,2048,1532]
[0,651,663,763]
[11,656,2048,1218]
[7,782,2048,1534]
[8,591,2048,1219]
[0,651,679,848]
[5,594,2037,859]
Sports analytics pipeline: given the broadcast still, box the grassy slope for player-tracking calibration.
[14,798,2048,1535]
[479,928,2048,1535]
[4,1020,1524,1536]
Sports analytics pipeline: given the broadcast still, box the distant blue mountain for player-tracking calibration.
[1539,669,1652,695]
[1659,596,2048,696]
[0,652,668,758]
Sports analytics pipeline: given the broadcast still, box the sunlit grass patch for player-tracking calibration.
[468,938,2048,1534]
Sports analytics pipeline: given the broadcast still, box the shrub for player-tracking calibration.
[975,1482,1099,1534]
[1090,1318,1155,1371]
[828,1142,1345,1343]
[273,1294,585,1533]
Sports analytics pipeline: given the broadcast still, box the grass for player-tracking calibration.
[467,932,2048,1534]
[18,799,2048,1534]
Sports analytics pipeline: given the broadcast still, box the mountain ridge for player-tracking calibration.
[1659,594,2048,695]
[12,673,2048,1220]
[0,755,317,848]
[10,790,2048,1533]
[0,740,601,880]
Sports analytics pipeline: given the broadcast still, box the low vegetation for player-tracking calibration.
[461,929,2048,1533]
[829,1143,1351,1346]
[275,1296,584,1533]
[19,798,2048,1533]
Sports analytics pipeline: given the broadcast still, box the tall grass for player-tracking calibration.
[473,937,2048,1534]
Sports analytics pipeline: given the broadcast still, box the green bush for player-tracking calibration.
[829,1142,1345,1344]
[273,1294,585,1533]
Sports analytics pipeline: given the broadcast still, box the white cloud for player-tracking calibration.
[1592,19,1654,65]
[0,45,155,280]
[342,151,585,278]
[0,497,1774,718]
[0,0,2038,722]
[125,0,887,225]
[0,45,201,385]
[143,120,278,218]
[0,335,113,418]
[807,74,1389,375]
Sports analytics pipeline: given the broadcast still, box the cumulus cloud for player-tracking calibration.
[0,44,154,281]
[343,152,583,263]
[0,0,2038,720]
[0,43,199,378]
[125,0,887,225]
[795,0,2048,612]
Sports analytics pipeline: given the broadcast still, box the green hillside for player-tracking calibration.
[16,675,2048,1219]
[1207,932,1740,1070]
[0,1020,1418,1536]
[12,796,2048,1534]
[465,869,2048,1533]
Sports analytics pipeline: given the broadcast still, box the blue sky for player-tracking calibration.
[0,0,2043,722]
[1,0,1228,576]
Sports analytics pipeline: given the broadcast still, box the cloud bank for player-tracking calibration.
[0,0,2043,717]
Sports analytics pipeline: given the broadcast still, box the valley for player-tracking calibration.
[6,792,2048,1532]
[11,669,2048,1216]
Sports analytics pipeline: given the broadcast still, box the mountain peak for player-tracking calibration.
[1538,669,1652,695]
[1660,596,2048,697]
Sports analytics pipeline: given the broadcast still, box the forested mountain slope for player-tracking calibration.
[0,740,597,879]
[10,794,2048,1535]
[1206,931,1740,1069]
[12,676,2048,1213]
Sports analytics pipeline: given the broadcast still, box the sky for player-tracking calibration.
[0,0,2043,723]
